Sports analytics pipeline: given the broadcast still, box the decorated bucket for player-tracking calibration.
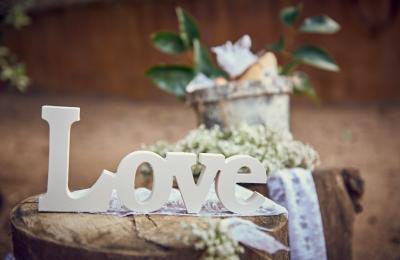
[187,80,290,132]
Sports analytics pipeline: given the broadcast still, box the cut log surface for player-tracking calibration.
[10,197,289,260]
[10,169,363,260]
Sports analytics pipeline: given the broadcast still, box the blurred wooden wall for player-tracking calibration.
[4,0,400,102]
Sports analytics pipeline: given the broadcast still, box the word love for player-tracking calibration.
[39,106,268,214]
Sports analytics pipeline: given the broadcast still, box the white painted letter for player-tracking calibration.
[39,106,268,214]
[39,106,115,212]
[114,151,173,213]
[167,152,224,213]
[216,155,267,214]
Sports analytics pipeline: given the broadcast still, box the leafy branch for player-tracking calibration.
[148,4,341,102]
[268,3,340,101]
[147,7,225,99]
[0,0,32,92]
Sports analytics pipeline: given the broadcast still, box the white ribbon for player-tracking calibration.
[225,218,289,253]
[268,168,327,260]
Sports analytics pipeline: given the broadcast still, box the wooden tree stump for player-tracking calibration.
[313,168,364,260]
[10,169,363,260]
[246,168,364,260]
[10,197,289,260]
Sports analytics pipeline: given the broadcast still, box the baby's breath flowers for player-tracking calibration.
[143,123,319,176]
[182,219,244,260]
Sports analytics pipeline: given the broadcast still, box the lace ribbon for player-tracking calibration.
[268,168,327,260]
[68,168,326,258]
[107,184,287,217]
[105,184,289,255]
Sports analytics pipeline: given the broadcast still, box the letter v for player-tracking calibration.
[166,152,224,214]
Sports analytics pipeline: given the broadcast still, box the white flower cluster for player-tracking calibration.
[183,219,244,260]
[143,124,319,176]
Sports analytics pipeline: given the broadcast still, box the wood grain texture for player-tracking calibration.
[10,169,363,259]
[313,168,364,260]
[3,0,400,102]
[10,197,289,260]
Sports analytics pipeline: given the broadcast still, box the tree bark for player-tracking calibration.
[313,168,364,260]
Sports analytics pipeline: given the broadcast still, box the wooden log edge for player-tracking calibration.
[10,197,289,260]
[10,168,363,260]
[313,168,364,260]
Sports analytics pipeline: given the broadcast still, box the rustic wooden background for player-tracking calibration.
[3,0,400,102]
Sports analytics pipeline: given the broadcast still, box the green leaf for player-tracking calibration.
[280,59,301,75]
[299,15,340,34]
[193,39,227,78]
[268,35,285,52]
[146,65,195,98]
[292,71,319,102]
[293,45,339,71]
[280,4,302,27]
[151,31,186,54]
[5,1,32,29]
[176,7,200,48]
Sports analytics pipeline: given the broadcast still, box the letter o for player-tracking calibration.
[114,151,172,213]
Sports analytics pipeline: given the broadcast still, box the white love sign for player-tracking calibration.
[39,106,268,214]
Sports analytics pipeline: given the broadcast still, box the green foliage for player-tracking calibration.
[151,32,186,54]
[293,45,339,71]
[0,1,32,92]
[148,4,341,103]
[272,4,340,100]
[148,7,222,100]
[299,15,340,34]
[176,7,200,48]
[292,71,319,103]
[4,2,32,29]
[267,35,285,52]
[193,39,226,78]
[146,65,195,98]
[280,59,301,75]
[280,4,302,27]
[0,47,30,92]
